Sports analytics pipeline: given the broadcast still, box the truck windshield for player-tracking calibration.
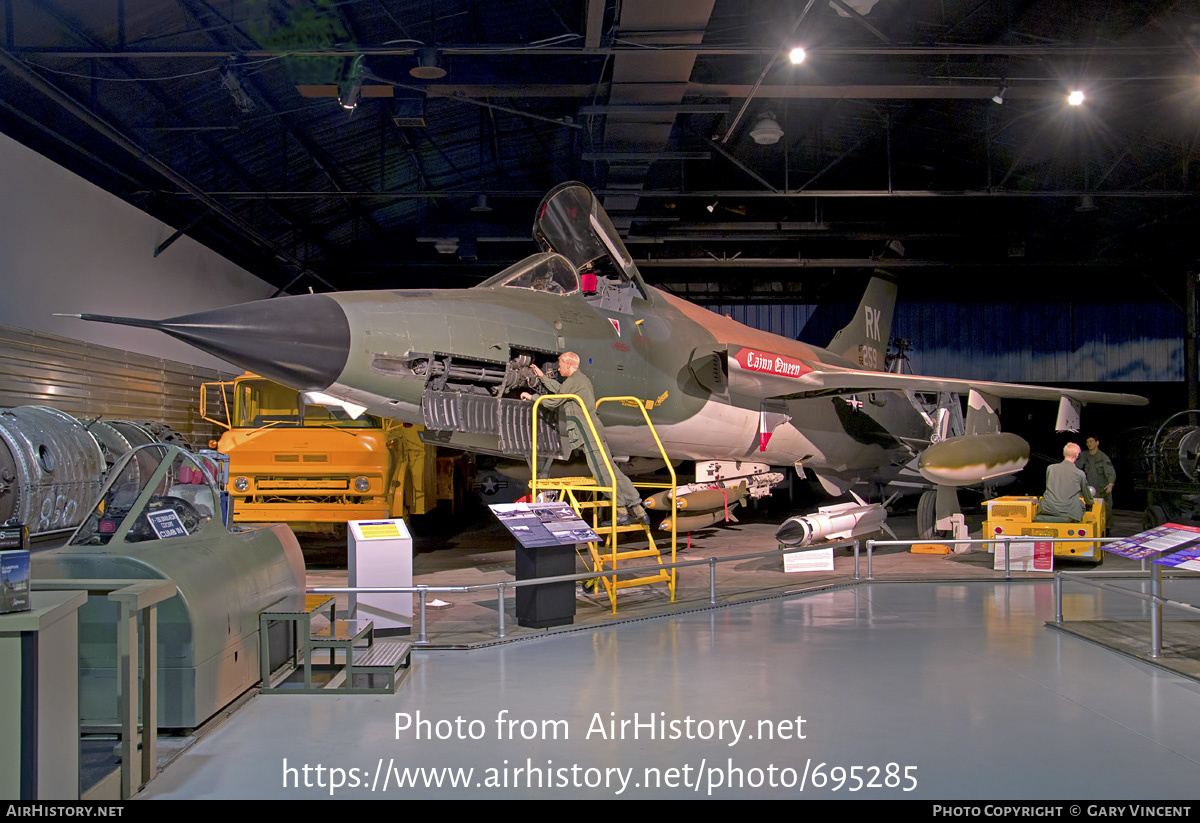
[234,380,380,428]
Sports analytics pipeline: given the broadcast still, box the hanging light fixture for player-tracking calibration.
[471,194,493,212]
[991,83,1007,105]
[750,112,784,145]
[410,47,447,80]
[338,55,365,111]
[706,200,719,213]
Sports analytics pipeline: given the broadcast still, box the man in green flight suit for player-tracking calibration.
[1077,436,1117,533]
[1036,442,1094,523]
[526,352,649,525]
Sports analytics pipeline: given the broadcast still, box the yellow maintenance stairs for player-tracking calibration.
[530,394,677,614]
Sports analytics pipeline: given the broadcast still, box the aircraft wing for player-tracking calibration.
[724,347,1147,406]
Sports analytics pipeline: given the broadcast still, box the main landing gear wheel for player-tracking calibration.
[917,489,937,540]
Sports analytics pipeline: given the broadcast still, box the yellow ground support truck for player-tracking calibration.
[984,495,1106,563]
[201,374,463,531]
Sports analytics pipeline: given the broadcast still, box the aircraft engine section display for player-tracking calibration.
[32,444,305,730]
[0,405,105,534]
[0,406,194,537]
[1128,414,1200,527]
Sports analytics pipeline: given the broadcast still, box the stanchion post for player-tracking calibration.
[853,540,860,580]
[497,581,506,639]
[866,539,874,580]
[1004,538,1011,581]
[1151,562,1163,658]
[709,557,717,604]
[417,586,428,644]
[1055,572,1063,623]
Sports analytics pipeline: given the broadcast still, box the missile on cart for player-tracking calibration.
[775,500,889,547]
[660,507,740,533]
[917,432,1029,487]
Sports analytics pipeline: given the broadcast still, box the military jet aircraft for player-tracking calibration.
[70,182,1145,528]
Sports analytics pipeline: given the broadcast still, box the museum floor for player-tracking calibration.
[136,508,1200,800]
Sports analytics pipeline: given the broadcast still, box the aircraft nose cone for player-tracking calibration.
[153,294,350,390]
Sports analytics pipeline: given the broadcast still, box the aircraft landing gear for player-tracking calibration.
[917,489,938,540]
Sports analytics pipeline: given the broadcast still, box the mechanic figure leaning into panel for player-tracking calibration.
[522,352,649,526]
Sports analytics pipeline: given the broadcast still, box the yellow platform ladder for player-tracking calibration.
[530,394,677,614]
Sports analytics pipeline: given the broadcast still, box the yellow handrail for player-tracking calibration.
[529,393,678,610]
[595,396,678,574]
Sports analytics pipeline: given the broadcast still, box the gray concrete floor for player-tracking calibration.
[310,507,1152,648]
[137,509,1200,800]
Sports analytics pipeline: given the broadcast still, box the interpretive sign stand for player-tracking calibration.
[348,519,412,636]
[490,503,597,629]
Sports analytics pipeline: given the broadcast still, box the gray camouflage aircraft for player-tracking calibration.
[73,182,1146,525]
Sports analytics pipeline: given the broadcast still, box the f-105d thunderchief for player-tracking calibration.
[72,182,1145,532]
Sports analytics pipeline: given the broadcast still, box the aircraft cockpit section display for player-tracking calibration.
[35,442,306,729]
[69,444,218,547]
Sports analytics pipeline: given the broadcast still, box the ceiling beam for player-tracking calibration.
[178,188,1200,200]
[11,45,1193,58]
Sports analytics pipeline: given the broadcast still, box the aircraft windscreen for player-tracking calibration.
[534,183,635,276]
[70,445,217,546]
[478,253,579,294]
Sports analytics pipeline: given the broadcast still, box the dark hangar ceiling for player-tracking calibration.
[0,0,1197,303]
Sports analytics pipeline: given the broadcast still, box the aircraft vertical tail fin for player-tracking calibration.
[826,272,898,371]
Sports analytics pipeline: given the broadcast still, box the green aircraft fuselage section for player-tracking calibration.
[323,278,927,482]
[72,181,1147,497]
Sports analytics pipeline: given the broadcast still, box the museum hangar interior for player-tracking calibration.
[2,0,1200,801]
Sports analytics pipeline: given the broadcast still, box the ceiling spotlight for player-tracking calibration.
[339,81,362,111]
[706,200,718,213]
[339,54,365,111]
[992,84,1006,105]
[471,194,493,213]
[410,47,447,80]
[1067,90,1085,106]
[789,47,806,64]
[750,112,784,145]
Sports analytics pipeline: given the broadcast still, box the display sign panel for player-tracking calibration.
[147,508,188,539]
[783,547,835,573]
[994,540,1054,572]
[1103,523,1200,560]
[357,521,405,539]
[0,549,30,613]
[490,502,601,549]
[1153,544,1200,572]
